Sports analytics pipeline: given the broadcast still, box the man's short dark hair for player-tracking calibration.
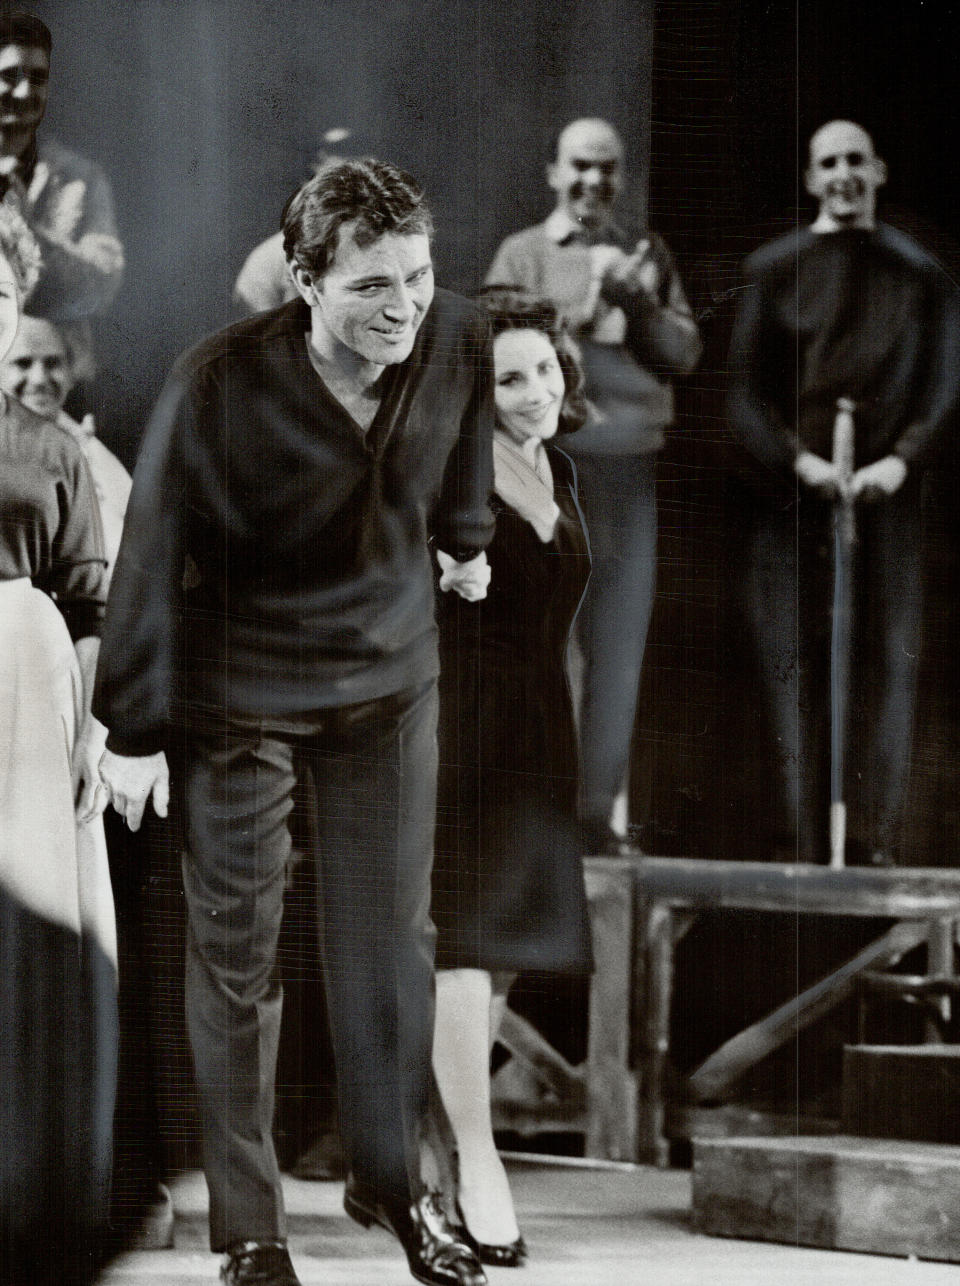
[282,157,433,280]
[0,12,52,55]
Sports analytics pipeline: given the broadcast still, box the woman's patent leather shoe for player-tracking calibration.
[454,1203,529,1268]
[343,1177,487,1286]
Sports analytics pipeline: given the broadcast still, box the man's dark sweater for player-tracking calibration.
[729,223,960,479]
[94,289,494,755]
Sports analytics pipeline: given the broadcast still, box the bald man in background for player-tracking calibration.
[487,117,701,854]
[728,120,960,864]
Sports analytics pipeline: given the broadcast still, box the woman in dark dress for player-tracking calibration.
[0,199,116,1286]
[432,290,592,1266]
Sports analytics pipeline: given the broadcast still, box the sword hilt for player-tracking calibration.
[832,397,856,543]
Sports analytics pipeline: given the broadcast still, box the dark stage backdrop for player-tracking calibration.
[28,0,960,862]
[21,0,960,1159]
[29,0,653,463]
[23,0,656,1177]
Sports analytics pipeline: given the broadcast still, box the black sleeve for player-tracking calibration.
[49,446,108,642]
[94,356,218,754]
[727,262,801,477]
[433,309,496,560]
[893,271,960,466]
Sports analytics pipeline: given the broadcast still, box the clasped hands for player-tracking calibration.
[436,549,491,601]
[794,450,907,502]
[72,714,169,831]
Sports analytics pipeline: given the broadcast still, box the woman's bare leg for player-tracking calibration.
[432,968,520,1244]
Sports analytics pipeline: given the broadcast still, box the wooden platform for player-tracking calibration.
[506,858,960,1164]
[99,1162,960,1285]
[693,1134,960,1262]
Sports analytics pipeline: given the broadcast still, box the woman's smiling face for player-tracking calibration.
[493,327,565,445]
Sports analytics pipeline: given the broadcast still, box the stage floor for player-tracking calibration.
[100,1158,959,1285]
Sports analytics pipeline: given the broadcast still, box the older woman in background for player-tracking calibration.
[0,312,131,577]
[432,289,593,1267]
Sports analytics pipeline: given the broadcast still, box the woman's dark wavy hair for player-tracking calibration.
[282,157,434,280]
[478,286,588,434]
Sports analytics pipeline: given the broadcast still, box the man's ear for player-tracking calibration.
[546,160,560,194]
[289,260,317,304]
[873,156,888,188]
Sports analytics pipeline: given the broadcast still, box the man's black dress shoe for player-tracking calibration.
[220,1241,301,1286]
[453,1204,528,1268]
[343,1177,487,1286]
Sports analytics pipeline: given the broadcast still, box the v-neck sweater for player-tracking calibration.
[95,290,495,755]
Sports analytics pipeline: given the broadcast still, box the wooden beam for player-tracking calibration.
[688,919,930,1103]
[632,857,960,917]
[693,1134,960,1262]
[583,858,642,1162]
[496,1007,583,1104]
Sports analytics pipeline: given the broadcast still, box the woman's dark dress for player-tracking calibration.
[433,442,592,973]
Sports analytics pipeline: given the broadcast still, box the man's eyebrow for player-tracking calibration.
[347,263,432,287]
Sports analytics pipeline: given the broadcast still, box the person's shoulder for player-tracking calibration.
[490,223,549,258]
[3,395,87,472]
[875,222,946,276]
[424,287,490,347]
[414,289,489,372]
[234,231,294,309]
[546,439,578,482]
[241,229,286,268]
[430,286,484,323]
[37,135,109,185]
[84,434,132,490]
[744,226,813,277]
[174,299,307,380]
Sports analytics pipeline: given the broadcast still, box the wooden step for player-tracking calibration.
[843,1044,960,1144]
[692,1134,960,1262]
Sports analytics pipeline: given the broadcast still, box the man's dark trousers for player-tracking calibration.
[573,452,658,826]
[180,681,439,1252]
[745,481,923,863]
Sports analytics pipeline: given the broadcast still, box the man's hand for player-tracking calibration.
[99,748,170,832]
[851,454,908,502]
[436,550,491,602]
[795,450,844,499]
[73,714,109,823]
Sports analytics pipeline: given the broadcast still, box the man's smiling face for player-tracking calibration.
[547,119,623,231]
[806,120,886,231]
[304,221,434,367]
